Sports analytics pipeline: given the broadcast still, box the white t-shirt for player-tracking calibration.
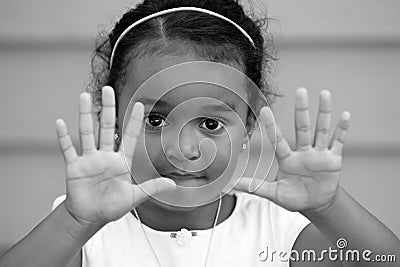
[53,191,310,267]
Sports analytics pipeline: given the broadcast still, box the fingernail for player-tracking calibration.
[162,178,176,186]
[248,177,261,193]
[297,87,307,93]
[342,111,351,120]
[320,90,331,98]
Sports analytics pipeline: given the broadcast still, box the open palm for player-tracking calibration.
[55,87,175,226]
[235,88,350,212]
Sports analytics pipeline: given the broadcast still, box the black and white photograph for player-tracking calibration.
[0,0,399,266]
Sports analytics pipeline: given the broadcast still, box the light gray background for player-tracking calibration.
[0,0,399,254]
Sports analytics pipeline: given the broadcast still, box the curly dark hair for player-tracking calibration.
[86,0,279,130]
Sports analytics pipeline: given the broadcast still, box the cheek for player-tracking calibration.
[205,131,243,178]
[132,134,165,181]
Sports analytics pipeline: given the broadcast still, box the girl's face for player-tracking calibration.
[117,52,250,207]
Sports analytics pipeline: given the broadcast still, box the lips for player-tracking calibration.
[161,171,205,180]
[159,171,211,187]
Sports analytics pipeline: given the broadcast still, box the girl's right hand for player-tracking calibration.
[55,86,176,227]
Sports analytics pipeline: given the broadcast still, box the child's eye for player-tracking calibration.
[199,118,225,133]
[145,114,167,129]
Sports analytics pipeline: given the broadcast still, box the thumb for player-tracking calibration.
[234,177,278,203]
[131,178,177,206]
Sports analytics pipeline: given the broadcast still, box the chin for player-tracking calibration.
[147,196,199,211]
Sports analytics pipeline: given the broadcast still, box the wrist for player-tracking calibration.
[301,185,343,221]
[59,201,104,242]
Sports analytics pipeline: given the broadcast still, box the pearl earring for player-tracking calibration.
[242,143,247,150]
[114,132,119,140]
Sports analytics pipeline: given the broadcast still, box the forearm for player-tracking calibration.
[0,201,102,267]
[303,186,400,267]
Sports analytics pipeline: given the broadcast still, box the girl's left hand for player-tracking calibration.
[235,88,350,213]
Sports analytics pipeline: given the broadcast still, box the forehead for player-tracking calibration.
[120,53,249,112]
[141,84,244,114]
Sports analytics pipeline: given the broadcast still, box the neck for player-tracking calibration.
[132,193,236,231]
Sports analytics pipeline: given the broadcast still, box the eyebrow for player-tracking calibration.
[140,98,172,107]
[201,102,237,112]
[139,98,237,112]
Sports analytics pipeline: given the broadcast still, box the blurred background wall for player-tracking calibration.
[0,0,399,255]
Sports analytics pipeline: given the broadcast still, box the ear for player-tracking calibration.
[244,113,256,141]
[240,112,257,152]
[91,104,101,149]
[245,124,255,140]
[238,124,253,153]
[114,119,121,151]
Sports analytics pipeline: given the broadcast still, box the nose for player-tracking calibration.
[164,124,200,161]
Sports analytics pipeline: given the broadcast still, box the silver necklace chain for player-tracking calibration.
[133,194,222,267]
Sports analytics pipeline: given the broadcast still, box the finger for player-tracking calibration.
[260,106,292,161]
[55,119,78,165]
[131,178,176,206]
[120,102,144,165]
[99,86,116,151]
[314,90,331,150]
[234,177,278,203]
[330,111,351,156]
[295,87,312,151]
[79,93,96,154]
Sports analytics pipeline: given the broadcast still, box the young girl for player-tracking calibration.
[1,0,399,266]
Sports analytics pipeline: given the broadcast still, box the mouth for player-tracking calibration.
[162,171,204,179]
[160,171,208,186]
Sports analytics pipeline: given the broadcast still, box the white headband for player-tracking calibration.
[109,6,256,69]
